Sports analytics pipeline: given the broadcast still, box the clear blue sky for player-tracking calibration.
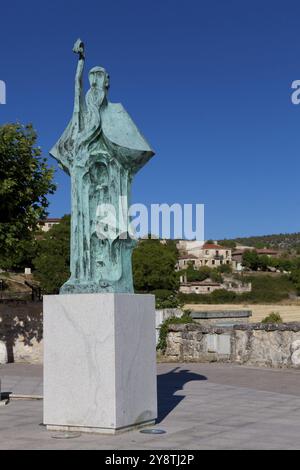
[1,0,300,239]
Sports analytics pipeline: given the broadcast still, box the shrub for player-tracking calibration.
[261,312,283,324]
[186,266,212,282]
[217,264,232,274]
[152,289,180,309]
[210,289,237,302]
[157,311,194,353]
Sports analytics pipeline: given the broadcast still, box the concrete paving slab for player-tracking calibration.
[0,363,299,449]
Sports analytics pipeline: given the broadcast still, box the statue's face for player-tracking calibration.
[89,69,109,91]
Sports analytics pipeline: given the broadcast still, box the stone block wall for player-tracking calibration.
[165,323,300,368]
[0,301,43,364]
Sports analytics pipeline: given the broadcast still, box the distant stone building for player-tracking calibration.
[197,243,232,268]
[177,254,198,270]
[38,218,61,233]
[179,277,252,295]
[231,250,245,272]
[177,240,280,273]
[176,241,232,270]
[232,247,280,272]
[179,280,222,294]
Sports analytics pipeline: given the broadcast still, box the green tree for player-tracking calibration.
[290,267,300,295]
[242,250,260,271]
[258,255,269,271]
[133,239,178,292]
[0,123,56,269]
[217,263,232,274]
[185,266,212,282]
[210,269,223,283]
[33,216,70,294]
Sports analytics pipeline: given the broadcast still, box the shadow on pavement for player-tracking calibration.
[157,367,207,423]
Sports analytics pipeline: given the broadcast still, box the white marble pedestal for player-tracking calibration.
[43,294,157,434]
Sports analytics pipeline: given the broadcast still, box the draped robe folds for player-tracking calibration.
[50,95,154,294]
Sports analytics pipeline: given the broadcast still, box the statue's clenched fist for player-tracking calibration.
[73,38,85,60]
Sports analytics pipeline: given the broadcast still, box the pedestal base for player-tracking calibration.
[43,294,157,433]
[47,420,156,435]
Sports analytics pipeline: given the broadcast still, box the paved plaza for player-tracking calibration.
[0,363,300,450]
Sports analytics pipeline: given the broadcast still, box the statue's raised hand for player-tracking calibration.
[73,39,85,60]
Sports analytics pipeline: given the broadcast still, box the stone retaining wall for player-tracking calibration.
[2,302,300,369]
[0,301,43,364]
[165,323,300,368]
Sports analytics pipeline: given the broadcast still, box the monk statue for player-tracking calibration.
[50,39,155,294]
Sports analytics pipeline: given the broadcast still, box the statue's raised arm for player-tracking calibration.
[73,39,85,122]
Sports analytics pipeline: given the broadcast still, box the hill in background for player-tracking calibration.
[219,233,300,252]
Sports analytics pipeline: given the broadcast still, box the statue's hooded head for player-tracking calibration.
[88,66,110,93]
[84,67,110,140]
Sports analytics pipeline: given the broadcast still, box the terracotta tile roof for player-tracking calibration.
[202,243,226,250]
[256,249,279,255]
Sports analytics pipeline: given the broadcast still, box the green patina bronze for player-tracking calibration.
[50,40,154,294]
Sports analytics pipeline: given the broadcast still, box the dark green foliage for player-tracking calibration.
[268,257,293,272]
[33,216,70,294]
[289,267,300,295]
[242,250,261,271]
[178,266,223,283]
[152,289,180,309]
[242,275,294,303]
[217,263,233,274]
[133,239,179,292]
[0,123,56,270]
[157,311,194,352]
[261,313,283,324]
[209,289,237,302]
[185,266,211,282]
[209,270,223,283]
[242,251,272,272]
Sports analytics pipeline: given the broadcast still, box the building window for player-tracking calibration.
[212,260,215,265]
